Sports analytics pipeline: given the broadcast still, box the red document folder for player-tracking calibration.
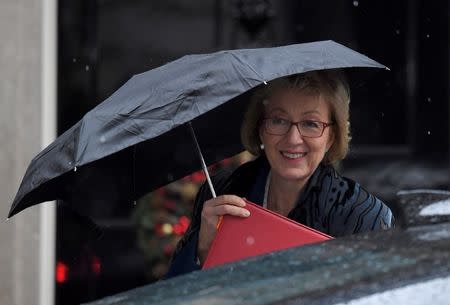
[202,199,332,269]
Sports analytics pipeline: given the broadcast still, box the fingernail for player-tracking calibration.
[244,210,250,217]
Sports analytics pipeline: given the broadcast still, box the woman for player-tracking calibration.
[165,69,394,278]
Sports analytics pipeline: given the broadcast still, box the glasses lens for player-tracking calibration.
[265,118,289,135]
[298,120,323,137]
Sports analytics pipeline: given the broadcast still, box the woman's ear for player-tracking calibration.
[257,125,267,153]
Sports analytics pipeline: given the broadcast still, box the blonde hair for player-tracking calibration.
[241,69,351,166]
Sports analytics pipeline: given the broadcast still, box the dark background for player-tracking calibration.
[56,0,449,304]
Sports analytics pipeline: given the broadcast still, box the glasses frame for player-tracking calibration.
[261,118,334,138]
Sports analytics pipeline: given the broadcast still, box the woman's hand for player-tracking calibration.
[197,195,250,264]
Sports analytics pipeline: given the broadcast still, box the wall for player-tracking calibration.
[0,0,56,304]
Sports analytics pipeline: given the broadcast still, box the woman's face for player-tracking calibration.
[259,89,334,183]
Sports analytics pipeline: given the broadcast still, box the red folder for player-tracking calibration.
[202,199,332,269]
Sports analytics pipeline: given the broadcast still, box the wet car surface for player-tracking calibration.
[85,191,450,305]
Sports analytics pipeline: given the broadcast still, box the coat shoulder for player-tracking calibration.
[314,166,394,236]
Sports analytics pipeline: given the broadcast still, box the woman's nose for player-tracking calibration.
[284,124,304,143]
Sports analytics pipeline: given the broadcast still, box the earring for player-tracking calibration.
[260,143,265,150]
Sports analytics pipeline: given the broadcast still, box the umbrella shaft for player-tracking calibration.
[188,122,217,198]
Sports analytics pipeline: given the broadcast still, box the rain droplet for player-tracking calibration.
[353,1,359,7]
[74,166,77,172]
[85,65,90,71]
[72,58,77,63]
[99,135,106,143]
[426,34,430,38]
[133,201,137,206]
[381,112,385,118]
[246,236,255,245]
[427,131,431,135]
[395,29,400,35]
[263,81,268,85]
[427,97,432,102]
[167,173,173,180]
[69,161,72,165]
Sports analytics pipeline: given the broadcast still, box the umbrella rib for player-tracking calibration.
[225,51,266,84]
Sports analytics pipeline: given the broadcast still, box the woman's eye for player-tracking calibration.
[302,120,320,129]
[271,118,289,125]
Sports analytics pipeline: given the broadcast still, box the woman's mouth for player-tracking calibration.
[280,151,307,159]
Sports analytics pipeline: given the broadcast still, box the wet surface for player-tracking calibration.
[397,191,450,227]
[86,212,450,305]
[331,276,450,305]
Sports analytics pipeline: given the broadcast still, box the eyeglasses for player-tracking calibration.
[262,117,333,138]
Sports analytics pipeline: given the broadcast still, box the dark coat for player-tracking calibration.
[165,157,394,278]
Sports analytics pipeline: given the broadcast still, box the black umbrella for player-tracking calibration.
[8,40,387,219]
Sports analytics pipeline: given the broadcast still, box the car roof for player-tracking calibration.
[85,191,450,305]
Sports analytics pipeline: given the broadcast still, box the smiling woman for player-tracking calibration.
[258,90,334,214]
[243,70,351,165]
[165,70,395,278]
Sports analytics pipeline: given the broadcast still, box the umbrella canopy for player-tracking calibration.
[8,40,386,218]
